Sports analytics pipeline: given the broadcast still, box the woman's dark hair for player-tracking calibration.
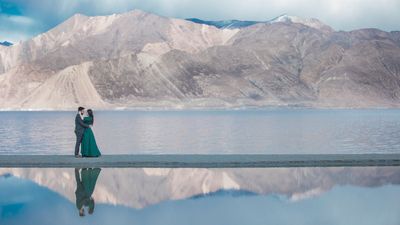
[87,109,94,124]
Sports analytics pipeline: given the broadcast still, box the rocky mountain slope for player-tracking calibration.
[0,10,399,109]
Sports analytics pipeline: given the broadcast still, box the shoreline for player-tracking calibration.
[0,106,399,112]
[1,154,399,168]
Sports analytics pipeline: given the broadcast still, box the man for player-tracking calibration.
[75,107,89,157]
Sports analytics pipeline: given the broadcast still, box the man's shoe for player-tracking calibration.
[75,155,82,158]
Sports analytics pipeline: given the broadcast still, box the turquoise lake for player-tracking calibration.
[1,109,400,154]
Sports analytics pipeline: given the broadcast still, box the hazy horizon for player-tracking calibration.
[1,0,400,43]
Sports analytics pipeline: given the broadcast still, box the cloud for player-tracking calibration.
[1,0,400,42]
[0,14,41,43]
[6,14,35,25]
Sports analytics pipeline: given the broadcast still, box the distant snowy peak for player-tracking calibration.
[186,18,259,29]
[0,41,13,47]
[187,14,333,32]
[269,14,334,32]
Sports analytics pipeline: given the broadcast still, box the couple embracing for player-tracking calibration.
[74,107,101,158]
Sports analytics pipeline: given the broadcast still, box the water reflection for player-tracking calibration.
[1,167,400,208]
[0,167,399,225]
[74,168,101,217]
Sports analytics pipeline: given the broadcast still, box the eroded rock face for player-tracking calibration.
[1,10,400,109]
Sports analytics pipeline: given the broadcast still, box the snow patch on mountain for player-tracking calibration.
[290,187,325,201]
[187,14,334,32]
[270,14,334,32]
[186,18,260,29]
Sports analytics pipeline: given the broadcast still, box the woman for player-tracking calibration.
[81,109,101,157]
[75,168,101,217]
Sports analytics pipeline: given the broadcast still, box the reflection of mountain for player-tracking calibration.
[0,167,399,209]
[1,10,400,109]
[1,174,400,225]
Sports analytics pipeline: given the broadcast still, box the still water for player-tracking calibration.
[0,167,399,225]
[1,109,400,154]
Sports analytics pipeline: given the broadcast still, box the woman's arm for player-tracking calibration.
[77,116,90,128]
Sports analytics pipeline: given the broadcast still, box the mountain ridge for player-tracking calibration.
[0,41,13,47]
[186,14,334,33]
[0,9,400,109]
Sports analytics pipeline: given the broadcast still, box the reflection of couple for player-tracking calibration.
[75,168,101,217]
[74,106,101,158]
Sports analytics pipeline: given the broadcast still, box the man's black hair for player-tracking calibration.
[78,106,85,112]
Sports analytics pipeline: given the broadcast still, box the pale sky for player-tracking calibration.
[1,0,400,43]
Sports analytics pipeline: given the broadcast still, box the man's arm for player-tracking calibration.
[76,115,90,128]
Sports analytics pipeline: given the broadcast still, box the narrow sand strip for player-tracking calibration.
[0,154,399,168]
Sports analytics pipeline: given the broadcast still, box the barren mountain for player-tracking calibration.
[0,10,399,109]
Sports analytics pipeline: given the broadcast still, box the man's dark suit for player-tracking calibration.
[75,113,89,155]
[75,168,90,211]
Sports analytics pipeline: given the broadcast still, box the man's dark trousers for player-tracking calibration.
[75,132,84,155]
[74,113,89,156]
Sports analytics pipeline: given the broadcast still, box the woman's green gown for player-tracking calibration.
[81,117,101,157]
